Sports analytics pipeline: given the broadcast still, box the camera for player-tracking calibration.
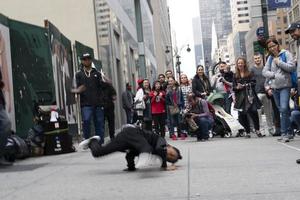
[185,113,192,118]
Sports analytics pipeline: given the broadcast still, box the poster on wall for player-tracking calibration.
[0,22,15,131]
[9,19,55,137]
[45,20,77,134]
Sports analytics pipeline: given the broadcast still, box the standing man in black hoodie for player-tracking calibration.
[102,81,117,140]
[72,53,105,144]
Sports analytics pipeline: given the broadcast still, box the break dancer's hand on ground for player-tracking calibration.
[166,164,177,171]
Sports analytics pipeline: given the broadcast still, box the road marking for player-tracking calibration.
[279,142,300,152]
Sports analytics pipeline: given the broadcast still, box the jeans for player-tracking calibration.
[194,116,213,140]
[291,110,300,130]
[257,93,274,130]
[273,88,291,135]
[124,108,133,124]
[0,106,11,157]
[169,113,180,136]
[224,92,233,114]
[81,106,105,144]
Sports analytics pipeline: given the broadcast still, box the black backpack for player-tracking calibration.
[10,134,30,159]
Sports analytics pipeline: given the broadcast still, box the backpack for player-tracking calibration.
[268,52,298,88]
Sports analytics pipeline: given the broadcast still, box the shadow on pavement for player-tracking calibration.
[0,163,49,173]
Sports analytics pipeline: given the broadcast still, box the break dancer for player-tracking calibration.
[79,125,182,171]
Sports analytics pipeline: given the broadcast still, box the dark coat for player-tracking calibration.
[192,75,212,98]
[233,75,262,112]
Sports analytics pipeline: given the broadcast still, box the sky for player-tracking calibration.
[167,0,200,79]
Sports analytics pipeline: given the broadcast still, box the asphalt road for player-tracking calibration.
[1,135,300,200]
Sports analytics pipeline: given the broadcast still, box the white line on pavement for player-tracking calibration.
[279,142,300,152]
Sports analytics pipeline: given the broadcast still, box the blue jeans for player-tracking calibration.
[169,113,180,136]
[81,106,104,144]
[273,88,291,135]
[291,110,300,130]
[0,106,11,157]
[194,116,213,139]
[124,109,133,124]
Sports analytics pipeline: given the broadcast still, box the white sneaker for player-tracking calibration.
[78,136,101,150]
[135,153,152,168]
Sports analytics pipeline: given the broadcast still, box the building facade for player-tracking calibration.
[151,0,173,75]
[198,0,232,66]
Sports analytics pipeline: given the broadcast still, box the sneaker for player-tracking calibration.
[283,135,290,143]
[255,130,265,138]
[123,167,137,172]
[277,135,284,141]
[171,134,177,141]
[78,136,101,150]
[136,153,152,168]
[245,133,251,138]
[296,159,300,164]
[180,133,186,140]
[0,157,13,166]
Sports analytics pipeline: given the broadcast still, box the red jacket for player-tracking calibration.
[150,90,166,114]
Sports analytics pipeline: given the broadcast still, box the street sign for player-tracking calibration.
[253,41,265,54]
[268,0,291,11]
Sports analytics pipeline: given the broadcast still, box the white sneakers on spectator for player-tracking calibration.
[79,136,101,150]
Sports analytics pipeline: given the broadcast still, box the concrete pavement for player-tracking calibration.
[1,136,300,200]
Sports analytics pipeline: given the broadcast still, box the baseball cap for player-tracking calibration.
[285,22,300,34]
[80,53,92,60]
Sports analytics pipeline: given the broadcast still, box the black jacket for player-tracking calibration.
[192,75,212,97]
[123,126,167,168]
[75,67,104,107]
[102,82,117,109]
[122,89,134,110]
[233,75,262,112]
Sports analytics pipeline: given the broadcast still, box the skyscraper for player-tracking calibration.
[198,0,232,65]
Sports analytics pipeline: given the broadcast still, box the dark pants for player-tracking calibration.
[194,116,213,140]
[104,106,115,140]
[152,113,166,137]
[271,95,281,133]
[238,109,259,134]
[89,127,153,169]
[0,106,11,157]
[124,108,133,124]
[224,92,232,114]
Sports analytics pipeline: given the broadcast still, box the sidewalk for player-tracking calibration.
[1,136,300,200]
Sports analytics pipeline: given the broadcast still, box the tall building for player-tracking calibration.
[94,0,157,127]
[0,0,99,58]
[244,0,289,66]
[198,0,232,66]
[230,0,251,61]
[192,17,204,66]
[151,0,173,75]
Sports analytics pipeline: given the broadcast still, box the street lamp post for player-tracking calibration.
[165,44,191,79]
[176,55,182,79]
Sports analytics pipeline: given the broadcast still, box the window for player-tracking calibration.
[238,19,249,23]
[238,13,249,17]
[237,7,248,11]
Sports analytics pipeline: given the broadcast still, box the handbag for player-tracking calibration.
[134,100,146,110]
[186,118,199,132]
[168,105,180,115]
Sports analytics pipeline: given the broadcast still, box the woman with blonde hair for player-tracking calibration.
[233,57,263,138]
